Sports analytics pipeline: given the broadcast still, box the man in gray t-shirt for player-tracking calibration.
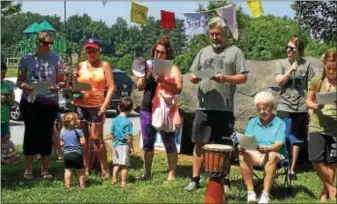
[184,17,248,192]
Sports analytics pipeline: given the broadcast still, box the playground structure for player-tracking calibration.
[7,20,69,67]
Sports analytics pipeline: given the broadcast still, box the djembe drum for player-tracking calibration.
[202,144,234,204]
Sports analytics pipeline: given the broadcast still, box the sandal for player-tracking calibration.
[56,158,63,163]
[136,174,152,181]
[23,172,33,180]
[41,173,53,179]
[163,178,175,184]
[101,173,110,180]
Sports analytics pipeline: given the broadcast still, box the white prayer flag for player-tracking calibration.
[183,12,208,37]
[216,4,239,40]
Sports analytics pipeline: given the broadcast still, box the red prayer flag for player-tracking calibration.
[161,10,176,29]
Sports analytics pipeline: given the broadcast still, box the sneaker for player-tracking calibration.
[184,181,200,191]
[247,191,257,203]
[223,178,230,193]
[258,192,270,204]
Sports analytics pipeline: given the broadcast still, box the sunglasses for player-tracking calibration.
[285,45,296,52]
[86,49,98,54]
[39,40,54,46]
[155,49,166,55]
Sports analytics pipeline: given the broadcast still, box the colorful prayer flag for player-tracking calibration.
[183,12,207,37]
[130,2,148,25]
[246,0,264,17]
[216,4,239,40]
[161,10,176,29]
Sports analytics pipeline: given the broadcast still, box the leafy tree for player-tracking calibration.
[291,1,337,45]
[1,1,21,19]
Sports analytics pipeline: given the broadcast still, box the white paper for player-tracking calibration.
[316,92,336,104]
[72,81,92,91]
[31,82,51,94]
[152,58,173,76]
[194,70,215,79]
[236,132,258,150]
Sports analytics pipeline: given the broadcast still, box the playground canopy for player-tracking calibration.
[23,20,56,34]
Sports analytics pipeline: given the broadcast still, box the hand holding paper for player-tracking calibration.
[72,81,92,91]
[316,92,337,105]
[236,132,259,150]
[152,58,173,76]
[193,70,215,79]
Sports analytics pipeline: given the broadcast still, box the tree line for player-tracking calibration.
[1,1,336,74]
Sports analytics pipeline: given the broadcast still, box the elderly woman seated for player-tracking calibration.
[239,91,288,204]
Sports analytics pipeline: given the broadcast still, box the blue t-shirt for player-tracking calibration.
[111,115,133,147]
[61,128,84,154]
[18,52,64,104]
[245,116,288,157]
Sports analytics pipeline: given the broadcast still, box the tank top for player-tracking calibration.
[140,71,157,111]
[73,61,106,107]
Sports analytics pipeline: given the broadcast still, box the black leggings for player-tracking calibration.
[21,99,58,156]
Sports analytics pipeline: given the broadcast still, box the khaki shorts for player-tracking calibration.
[245,150,285,166]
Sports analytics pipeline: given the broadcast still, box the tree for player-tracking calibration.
[1,1,21,19]
[291,1,337,45]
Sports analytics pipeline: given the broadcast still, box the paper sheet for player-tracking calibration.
[236,132,258,150]
[193,70,215,79]
[31,82,51,94]
[72,81,92,91]
[316,92,337,105]
[152,58,173,76]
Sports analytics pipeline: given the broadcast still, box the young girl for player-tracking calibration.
[111,97,134,186]
[60,112,87,188]
[307,50,336,202]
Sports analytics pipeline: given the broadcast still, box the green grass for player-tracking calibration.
[1,144,334,203]
[6,67,18,78]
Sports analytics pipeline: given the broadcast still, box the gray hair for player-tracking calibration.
[254,91,275,107]
[208,17,227,30]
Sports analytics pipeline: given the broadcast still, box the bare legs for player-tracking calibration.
[64,168,86,188]
[313,162,337,202]
[112,165,128,186]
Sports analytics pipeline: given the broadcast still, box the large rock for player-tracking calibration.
[130,57,324,154]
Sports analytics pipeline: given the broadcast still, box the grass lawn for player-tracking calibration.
[1,136,334,203]
[6,67,18,78]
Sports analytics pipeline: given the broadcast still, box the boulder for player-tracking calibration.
[130,57,324,155]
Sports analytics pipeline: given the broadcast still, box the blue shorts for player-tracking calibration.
[1,122,10,137]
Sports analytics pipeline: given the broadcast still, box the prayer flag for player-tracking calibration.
[183,12,207,37]
[102,1,107,6]
[161,10,176,29]
[130,2,148,25]
[216,4,239,40]
[246,0,264,17]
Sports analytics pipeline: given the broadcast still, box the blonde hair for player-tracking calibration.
[63,112,79,129]
[254,91,275,108]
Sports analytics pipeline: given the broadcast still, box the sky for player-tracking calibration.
[20,1,295,26]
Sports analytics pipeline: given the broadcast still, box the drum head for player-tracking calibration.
[203,144,233,151]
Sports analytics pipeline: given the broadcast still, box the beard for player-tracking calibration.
[211,40,225,50]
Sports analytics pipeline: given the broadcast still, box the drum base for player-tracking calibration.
[204,177,225,204]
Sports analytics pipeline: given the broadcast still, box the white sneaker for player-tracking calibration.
[258,193,270,204]
[247,192,257,203]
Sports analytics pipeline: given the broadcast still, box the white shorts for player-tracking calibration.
[113,145,130,166]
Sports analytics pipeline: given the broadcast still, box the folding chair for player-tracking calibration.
[234,118,293,200]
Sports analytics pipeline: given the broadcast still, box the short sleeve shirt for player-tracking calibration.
[111,115,133,147]
[308,75,337,137]
[275,58,315,112]
[61,129,84,154]
[18,52,64,103]
[1,81,12,123]
[190,45,248,111]
[245,116,288,157]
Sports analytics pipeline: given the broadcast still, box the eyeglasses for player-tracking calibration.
[155,49,166,55]
[285,45,296,52]
[39,40,54,46]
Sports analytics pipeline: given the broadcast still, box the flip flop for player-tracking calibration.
[41,173,53,179]
[24,172,33,180]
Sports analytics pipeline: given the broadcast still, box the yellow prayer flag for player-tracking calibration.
[246,0,264,17]
[130,2,148,25]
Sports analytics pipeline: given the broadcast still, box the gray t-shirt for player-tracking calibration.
[275,58,315,112]
[18,52,63,103]
[190,45,248,111]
